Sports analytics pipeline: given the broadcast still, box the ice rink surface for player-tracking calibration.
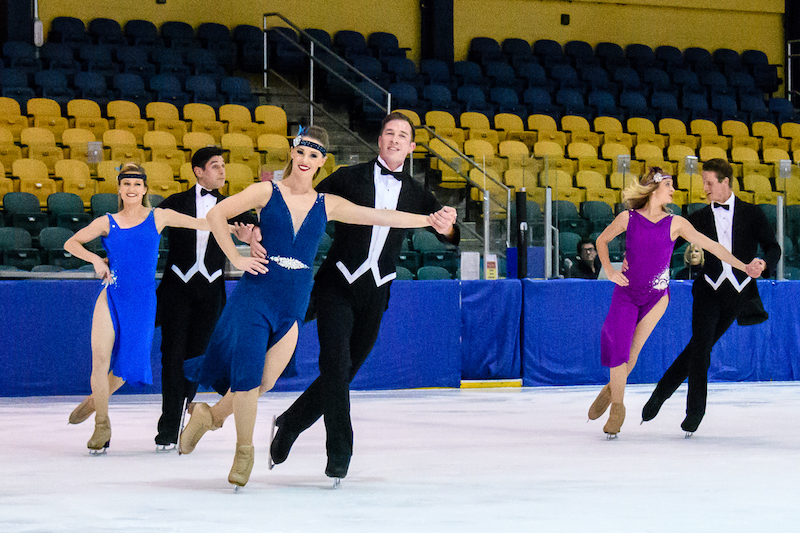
[2,383,799,533]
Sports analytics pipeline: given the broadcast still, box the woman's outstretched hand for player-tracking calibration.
[231,255,269,275]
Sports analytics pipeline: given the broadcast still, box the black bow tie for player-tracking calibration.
[200,188,213,196]
[377,162,404,179]
[713,202,729,210]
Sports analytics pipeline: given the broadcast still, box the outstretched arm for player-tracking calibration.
[154,208,210,232]
[596,211,630,286]
[324,194,435,228]
[207,183,271,275]
[672,216,758,276]
[64,216,112,282]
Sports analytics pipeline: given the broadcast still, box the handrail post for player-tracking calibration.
[484,191,491,279]
[262,18,269,90]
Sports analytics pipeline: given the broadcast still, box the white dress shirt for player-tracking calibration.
[336,156,404,287]
[171,186,223,283]
[705,193,750,292]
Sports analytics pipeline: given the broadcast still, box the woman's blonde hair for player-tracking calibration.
[283,125,330,180]
[117,162,151,210]
[622,166,672,212]
[683,243,705,267]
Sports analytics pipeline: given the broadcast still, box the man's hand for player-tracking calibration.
[232,223,266,259]
[430,206,457,235]
[745,258,766,279]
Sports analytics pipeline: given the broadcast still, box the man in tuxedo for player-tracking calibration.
[642,158,780,433]
[270,112,459,479]
[154,147,262,449]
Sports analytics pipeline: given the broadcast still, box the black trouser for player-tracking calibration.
[651,280,750,419]
[156,279,224,444]
[278,280,389,460]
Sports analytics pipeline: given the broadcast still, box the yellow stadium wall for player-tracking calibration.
[41,0,785,69]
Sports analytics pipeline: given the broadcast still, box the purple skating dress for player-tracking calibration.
[600,210,675,368]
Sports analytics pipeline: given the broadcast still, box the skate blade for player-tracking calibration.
[177,398,189,456]
[89,445,108,456]
[233,485,241,493]
[156,444,177,453]
[332,478,342,489]
[605,433,618,440]
[684,431,694,439]
[268,415,277,470]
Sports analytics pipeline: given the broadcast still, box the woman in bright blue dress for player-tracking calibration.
[179,126,453,488]
[64,163,213,453]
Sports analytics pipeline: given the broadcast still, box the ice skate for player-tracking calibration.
[178,403,220,455]
[681,413,702,437]
[268,416,277,470]
[269,417,299,467]
[69,396,95,425]
[332,478,342,489]
[155,443,177,452]
[641,391,667,423]
[228,444,255,489]
[588,384,611,420]
[87,416,111,454]
[603,402,625,439]
[325,454,350,482]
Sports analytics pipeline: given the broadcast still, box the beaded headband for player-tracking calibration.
[643,171,671,187]
[292,129,327,157]
[117,172,147,183]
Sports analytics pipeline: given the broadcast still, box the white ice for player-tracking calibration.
[2,383,799,533]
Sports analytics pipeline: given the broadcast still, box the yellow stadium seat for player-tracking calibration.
[103,129,145,164]
[257,133,291,173]
[20,127,64,175]
[61,128,97,163]
[742,173,778,204]
[528,114,566,148]
[464,138,499,172]
[593,116,623,135]
[13,159,57,206]
[468,168,509,218]
[183,103,224,143]
[576,169,617,206]
[732,146,771,176]
[567,141,597,159]
[142,161,181,196]
[143,131,187,175]
[425,111,465,148]
[752,121,790,152]
[67,99,109,139]
[0,127,23,176]
[460,112,499,149]
[429,137,466,188]
[145,102,187,147]
[561,115,591,134]
[255,105,288,137]
[224,162,256,196]
[0,96,29,142]
[95,160,123,193]
[26,98,69,143]
[219,104,259,141]
[676,172,706,204]
[498,140,532,171]
[495,113,537,148]
[183,131,217,155]
[222,132,261,176]
[601,131,634,149]
[179,162,197,188]
[54,159,95,207]
[394,109,421,126]
[538,168,584,205]
[107,100,148,145]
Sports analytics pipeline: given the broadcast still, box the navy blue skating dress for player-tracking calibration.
[188,183,327,395]
[101,210,160,387]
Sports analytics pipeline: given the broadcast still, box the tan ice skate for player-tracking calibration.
[603,402,626,439]
[588,384,611,420]
[229,444,255,490]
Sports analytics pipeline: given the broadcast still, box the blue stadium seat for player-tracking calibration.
[88,18,125,48]
[186,48,225,80]
[502,38,535,67]
[160,21,198,52]
[40,43,80,81]
[2,41,41,78]
[152,48,191,80]
[595,42,627,71]
[197,23,237,70]
[626,43,656,71]
[74,71,112,107]
[48,17,90,50]
[149,73,189,107]
[220,76,258,111]
[655,46,684,72]
[124,20,162,50]
[368,32,408,62]
[533,39,566,68]
[112,73,152,109]
[79,44,118,80]
[684,47,714,71]
[233,24,265,73]
[116,46,157,81]
[34,70,75,106]
[186,75,223,109]
[469,37,503,66]
[333,30,370,60]
[564,40,599,69]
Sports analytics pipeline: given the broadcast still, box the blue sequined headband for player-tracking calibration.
[292,130,327,157]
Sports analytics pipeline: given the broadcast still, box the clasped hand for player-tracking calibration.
[429,206,457,234]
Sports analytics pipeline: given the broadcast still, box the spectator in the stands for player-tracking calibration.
[567,238,601,279]
[674,244,704,280]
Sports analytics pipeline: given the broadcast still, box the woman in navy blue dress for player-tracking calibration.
[179,126,448,488]
[64,163,211,453]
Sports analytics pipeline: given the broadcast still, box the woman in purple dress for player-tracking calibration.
[587,168,752,438]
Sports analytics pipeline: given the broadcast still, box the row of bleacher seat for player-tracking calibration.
[397,107,800,208]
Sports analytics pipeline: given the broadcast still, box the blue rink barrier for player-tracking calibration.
[3,279,798,397]
[0,279,518,397]
[521,279,800,386]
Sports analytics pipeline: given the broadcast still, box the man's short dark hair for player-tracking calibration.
[577,238,596,256]
[380,112,415,135]
[702,158,733,183]
[191,146,224,171]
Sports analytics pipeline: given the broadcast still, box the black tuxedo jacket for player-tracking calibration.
[157,186,255,290]
[685,198,781,286]
[315,159,459,289]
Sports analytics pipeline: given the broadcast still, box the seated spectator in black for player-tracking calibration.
[674,243,704,280]
[567,238,601,279]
